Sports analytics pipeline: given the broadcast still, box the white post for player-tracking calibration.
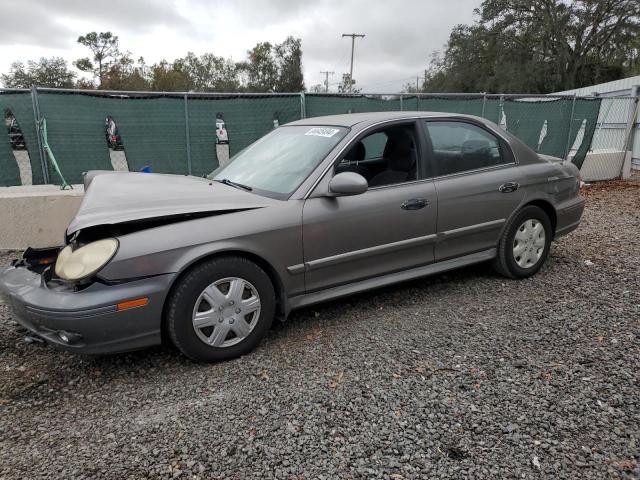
[621,85,639,178]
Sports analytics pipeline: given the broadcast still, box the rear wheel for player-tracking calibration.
[492,205,552,279]
[166,256,275,362]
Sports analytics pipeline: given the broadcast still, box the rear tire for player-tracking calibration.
[492,205,552,279]
[166,256,275,362]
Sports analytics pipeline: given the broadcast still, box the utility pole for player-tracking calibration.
[342,33,365,93]
[320,70,334,93]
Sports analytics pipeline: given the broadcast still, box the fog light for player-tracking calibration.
[57,330,82,344]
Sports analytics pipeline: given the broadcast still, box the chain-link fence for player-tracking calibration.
[1,88,636,187]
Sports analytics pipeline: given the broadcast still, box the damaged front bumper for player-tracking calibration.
[0,256,175,354]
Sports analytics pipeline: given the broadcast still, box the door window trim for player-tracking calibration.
[422,118,517,180]
[337,119,425,185]
[304,118,416,199]
[308,118,432,197]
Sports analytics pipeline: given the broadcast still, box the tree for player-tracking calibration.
[274,37,304,92]
[338,73,360,93]
[101,54,149,91]
[238,42,279,92]
[75,32,120,88]
[149,60,190,92]
[173,52,240,92]
[237,38,304,92]
[424,0,640,93]
[0,57,76,88]
[629,36,640,75]
[0,32,306,93]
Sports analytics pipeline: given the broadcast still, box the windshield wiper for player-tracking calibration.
[214,178,253,191]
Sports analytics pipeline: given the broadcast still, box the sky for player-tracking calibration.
[0,0,481,93]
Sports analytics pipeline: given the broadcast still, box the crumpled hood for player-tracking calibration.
[67,171,273,235]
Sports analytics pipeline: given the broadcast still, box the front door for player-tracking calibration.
[302,121,438,293]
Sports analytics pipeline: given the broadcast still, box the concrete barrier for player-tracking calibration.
[0,185,84,250]
[577,149,626,181]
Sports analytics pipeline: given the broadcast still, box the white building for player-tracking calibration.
[555,75,640,178]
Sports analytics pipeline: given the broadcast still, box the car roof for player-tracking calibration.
[287,111,477,128]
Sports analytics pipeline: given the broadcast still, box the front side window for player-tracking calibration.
[425,121,506,176]
[212,125,348,198]
[335,123,420,188]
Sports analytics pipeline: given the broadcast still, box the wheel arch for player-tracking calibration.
[523,199,557,237]
[493,198,556,279]
[498,198,558,243]
[160,249,288,342]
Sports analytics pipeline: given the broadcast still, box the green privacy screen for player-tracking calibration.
[570,99,602,168]
[38,93,301,181]
[0,91,44,185]
[104,96,188,175]
[187,95,301,176]
[38,93,190,180]
[37,93,114,184]
[0,90,602,186]
[0,125,20,186]
[371,95,502,123]
[306,94,401,117]
[504,97,601,167]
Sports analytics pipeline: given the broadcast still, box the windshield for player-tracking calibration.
[211,125,348,198]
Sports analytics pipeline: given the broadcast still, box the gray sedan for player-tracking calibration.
[0,112,585,362]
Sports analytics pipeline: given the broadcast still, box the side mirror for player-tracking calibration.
[328,171,368,196]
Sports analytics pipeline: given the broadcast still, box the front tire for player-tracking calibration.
[492,205,552,279]
[166,256,275,362]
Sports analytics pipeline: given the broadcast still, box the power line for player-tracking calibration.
[319,70,334,93]
[341,33,365,93]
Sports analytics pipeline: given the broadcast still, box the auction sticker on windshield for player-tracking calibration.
[304,127,341,138]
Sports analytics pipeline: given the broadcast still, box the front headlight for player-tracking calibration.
[55,238,119,281]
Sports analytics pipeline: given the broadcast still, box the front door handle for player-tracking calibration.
[499,182,519,193]
[401,198,429,210]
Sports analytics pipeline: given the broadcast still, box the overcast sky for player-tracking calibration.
[0,0,480,92]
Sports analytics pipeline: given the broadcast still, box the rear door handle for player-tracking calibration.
[401,198,429,210]
[499,182,519,193]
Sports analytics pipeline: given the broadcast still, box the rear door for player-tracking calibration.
[423,119,525,261]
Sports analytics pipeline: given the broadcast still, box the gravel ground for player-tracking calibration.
[1,179,638,479]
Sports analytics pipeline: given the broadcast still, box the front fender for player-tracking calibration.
[97,202,305,296]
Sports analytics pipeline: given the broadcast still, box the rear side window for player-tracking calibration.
[424,121,506,176]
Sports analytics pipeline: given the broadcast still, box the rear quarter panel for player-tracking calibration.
[515,160,583,235]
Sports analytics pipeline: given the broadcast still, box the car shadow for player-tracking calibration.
[0,259,520,400]
[283,261,494,321]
